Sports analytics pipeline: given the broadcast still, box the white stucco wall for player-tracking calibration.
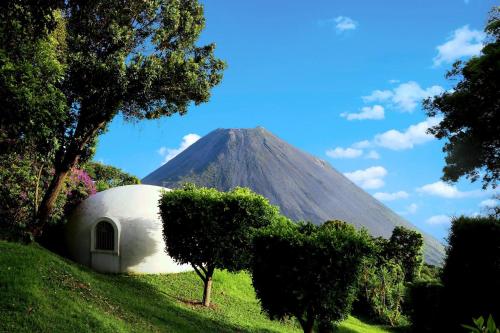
[65,184,192,274]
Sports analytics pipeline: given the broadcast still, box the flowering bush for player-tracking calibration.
[64,168,96,215]
[0,153,96,240]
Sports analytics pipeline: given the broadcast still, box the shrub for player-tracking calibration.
[442,216,500,330]
[407,281,445,332]
[83,161,140,191]
[358,258,406,326]
[159,184,279,306]
[251,220,371,333]
[0,153,94,241]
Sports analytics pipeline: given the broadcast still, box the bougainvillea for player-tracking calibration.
[63,168,96,216]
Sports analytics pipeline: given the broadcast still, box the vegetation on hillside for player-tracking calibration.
[0,241,395,333]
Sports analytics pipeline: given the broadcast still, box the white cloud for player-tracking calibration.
[363,81,444,112]
[325,147,380,160]
[344,166,387,190]
[389,79,400,84]
[374,191,409,201]
[341,105,385,121]
[326,147,363,159]
[417,181,484,199]
[352,140,372,149]
[334,16,358,32]
[433,25,485,66]
[399,203,419,216]
[480,199,498,208]
[365,150,380,160]
[407,203,418,214]
[318,16,358,34]
[426,214,451,225]
[362,90,393,103]
[158,133,201,164]
[373,117,440,150]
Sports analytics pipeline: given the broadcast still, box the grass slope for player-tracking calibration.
[0,241,394,333]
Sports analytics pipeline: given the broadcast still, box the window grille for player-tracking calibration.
[95,221,114,251]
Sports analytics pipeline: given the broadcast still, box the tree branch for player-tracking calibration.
[191,264,206,282]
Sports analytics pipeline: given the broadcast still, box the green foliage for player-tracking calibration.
[358,259,406,327]
[441,216,500,330]
[83,161,140,192]
[0,152,96,241]
[159,184,279,306]
[417,263,441,283]
[406,281,445,333]
[384,226,423,283]
[1,0,226,235]
[423,7,500,188]
[0,241,395,333]
[0,3,67,158]
[463,315,500,333]
[251,220,372,333]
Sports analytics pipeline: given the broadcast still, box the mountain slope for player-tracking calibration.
[142,127,444,265]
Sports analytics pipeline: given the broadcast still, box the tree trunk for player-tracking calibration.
[202,275,213,307]
[302,319,314,333]
[32,167,72,237]
[32,118,107,238]
[299,311,315,333]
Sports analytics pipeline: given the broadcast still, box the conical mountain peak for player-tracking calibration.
[142,128,444,265]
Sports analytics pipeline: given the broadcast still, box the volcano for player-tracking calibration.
[142,127,444,265]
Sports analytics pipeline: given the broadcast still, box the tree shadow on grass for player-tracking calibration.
[90,272,281,333]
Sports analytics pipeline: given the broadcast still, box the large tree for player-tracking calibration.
[251,220,371,333]
[423,7,499,189]
[16,0,225,236]
[159,185,279,307]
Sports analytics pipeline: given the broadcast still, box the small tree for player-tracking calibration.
[384,226,423,283]
[251,220,371,333]
[159,184,279,307]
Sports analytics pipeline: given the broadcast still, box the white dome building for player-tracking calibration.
[65,184,191,274]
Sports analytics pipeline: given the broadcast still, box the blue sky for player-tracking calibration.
[95,0,498,241]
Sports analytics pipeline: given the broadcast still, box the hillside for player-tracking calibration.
[142,127,444,265]
[0,241,395,333]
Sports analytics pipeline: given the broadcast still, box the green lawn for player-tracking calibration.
[0,241,396,332]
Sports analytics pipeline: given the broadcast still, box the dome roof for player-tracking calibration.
[65,185,191,274]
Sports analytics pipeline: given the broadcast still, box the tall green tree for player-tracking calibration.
[159,185,279,307]
[251,221,371,333]
[16,0,225,236]
[423,7,500,189]
[384,226,423,283]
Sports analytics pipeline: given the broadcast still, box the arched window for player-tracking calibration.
[95,221,114,251]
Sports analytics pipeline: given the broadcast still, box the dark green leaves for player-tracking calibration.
[423,7,500,189]
[159,185,279,272]
[251,220,372,330]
